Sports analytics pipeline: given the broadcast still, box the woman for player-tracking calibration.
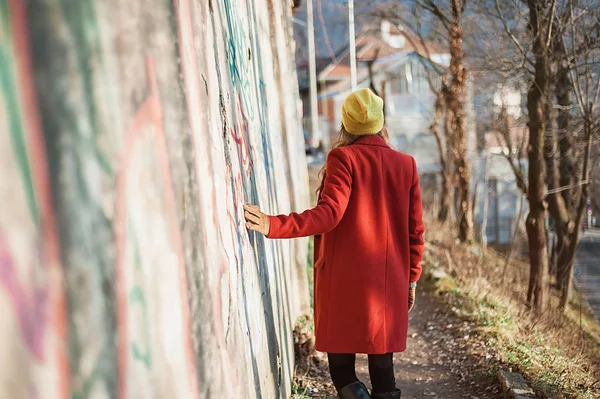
[244,89,424,399]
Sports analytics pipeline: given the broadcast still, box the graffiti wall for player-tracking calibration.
[0,0,310,397]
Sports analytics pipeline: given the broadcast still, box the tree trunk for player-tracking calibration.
[430,86,455,223]
[439,173,456,223]
[558,114,593,310]
[368,60,378,96]
[525,0,550,312]
[553,43,579,294]
[498,105,527,193]
[555,58,575,207]
[543,77,572,292]
[448,0,473,242]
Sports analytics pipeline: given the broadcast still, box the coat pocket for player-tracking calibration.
[314,258,325,270]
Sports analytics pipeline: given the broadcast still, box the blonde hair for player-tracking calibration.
[316,126,389,197]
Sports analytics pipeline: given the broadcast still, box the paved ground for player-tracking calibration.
[575,228,600,321]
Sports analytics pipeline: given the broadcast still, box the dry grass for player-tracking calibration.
[291,315,334,398]
[423,215,600,399]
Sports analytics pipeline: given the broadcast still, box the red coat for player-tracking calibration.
[267,135,424,354]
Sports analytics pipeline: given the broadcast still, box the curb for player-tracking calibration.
[498,369,537,399]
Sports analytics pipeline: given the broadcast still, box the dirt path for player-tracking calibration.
[294,288,503,398]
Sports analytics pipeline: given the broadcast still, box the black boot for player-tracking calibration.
[371,388,401,398]
[338,381,371,399]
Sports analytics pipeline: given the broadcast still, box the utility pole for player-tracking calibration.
[348,0,357,91]
[306,0,320,150]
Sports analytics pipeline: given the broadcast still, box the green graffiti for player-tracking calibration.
[55,0,113,176]
[128,286,152,369]
[222,0,255,119]
[128,222,152,369]
[0,0,40,224]
[70,332,115,399]
[28,1,118,394]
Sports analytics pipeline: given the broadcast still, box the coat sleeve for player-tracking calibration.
[409,157,425,283]
[267,148,353,239]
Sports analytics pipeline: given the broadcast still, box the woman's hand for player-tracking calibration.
[408,287,416,313]
[244,204,271,236]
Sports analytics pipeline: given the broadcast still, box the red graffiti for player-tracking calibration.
[0,235,48,360]
[230,94,254,176]
[114,56,198,399]
[9,0,69,395]
[174,0,238,391]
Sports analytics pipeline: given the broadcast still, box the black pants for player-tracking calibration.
[327,353,396,394]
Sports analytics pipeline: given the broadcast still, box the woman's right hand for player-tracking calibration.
[244,204,271,236]
[408,287,416,313]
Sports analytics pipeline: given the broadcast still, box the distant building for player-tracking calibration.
[473,106,529,246]
[299,21,476,198]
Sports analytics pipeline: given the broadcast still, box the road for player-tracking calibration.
[574,228,600,321]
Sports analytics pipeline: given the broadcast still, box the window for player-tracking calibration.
[389,64,411,95]
[404,63,412,94]
[411,59,429,95]
[484,178,499,242]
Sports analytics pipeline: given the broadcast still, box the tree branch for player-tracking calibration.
[418,0,452,30]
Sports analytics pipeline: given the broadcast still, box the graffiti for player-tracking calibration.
[224,163,248,253]
[231,95,255,175]
[114,56,198,398]
[127,226,152,370]
[70,335,113,399]
[174,3,244,397]
[57,0,113,175]
[1,0,69,397]
[2,0,308,396]
[257,78,278,211]
[128,287,151,368]
[0,235,48,360]
[222,0,255,119]
[0,4,48,362]
[215,0,295,393]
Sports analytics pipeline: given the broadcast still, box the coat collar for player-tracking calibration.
[354,135,390,148]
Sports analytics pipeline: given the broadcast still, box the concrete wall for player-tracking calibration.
[0,0,309,398]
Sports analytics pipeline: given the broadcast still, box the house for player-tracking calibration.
[472,97,529,246]
[298,21,477,206]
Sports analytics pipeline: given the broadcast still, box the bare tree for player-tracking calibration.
[431,76,458,223]
[447,0,474,242]
[497,103,528,193]
[472,0,600,312]
[468,0,552,311]
[371,1,473,240]
[520,0,552,312]
[553,0,600,309]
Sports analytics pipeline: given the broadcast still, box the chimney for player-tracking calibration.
[381,20,391,43]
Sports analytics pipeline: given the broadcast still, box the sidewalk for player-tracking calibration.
[575,228,600,321]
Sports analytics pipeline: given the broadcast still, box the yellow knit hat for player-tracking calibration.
[341,88,385,135]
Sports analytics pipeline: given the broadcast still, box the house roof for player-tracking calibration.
[318,50,427,100]
[318,28,445,83]
[484,116,529,154]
